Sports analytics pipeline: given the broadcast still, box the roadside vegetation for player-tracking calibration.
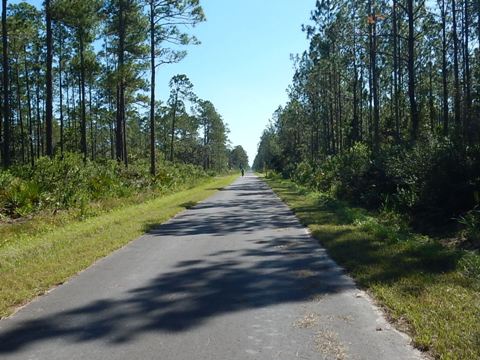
[0,153,207,222]
[0,0,252,322]
[253,1,480,358]
[0,173,237,318]
[264,175,479,360]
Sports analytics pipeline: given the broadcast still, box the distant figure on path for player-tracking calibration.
[241,167,245,177]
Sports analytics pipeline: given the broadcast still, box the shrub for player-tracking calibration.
[292,161,315,187]
[458,251,480,285]
[288,140,480,227]
[297,143,394,208]
[0,178,41,217]
[328,143,390,207]
[384,140,479,223]
[0,153,209,219]
[458,208,480,247]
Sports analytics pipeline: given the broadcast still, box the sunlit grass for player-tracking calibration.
[0,175,237,319]
[265,176,480,360]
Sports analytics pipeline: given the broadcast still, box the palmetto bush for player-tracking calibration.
[290,140,480,227]
[0,153,207,219]
[384,140,479,224]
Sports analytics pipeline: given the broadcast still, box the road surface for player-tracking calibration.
[0,174,422,359]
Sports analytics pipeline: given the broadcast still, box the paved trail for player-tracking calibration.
[0,175,422,360]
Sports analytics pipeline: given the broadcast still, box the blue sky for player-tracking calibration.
[156,0,314,164]
[14,0,315,164]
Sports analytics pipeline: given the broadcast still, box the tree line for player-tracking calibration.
[0,0,239,175]
[255,0,480,226]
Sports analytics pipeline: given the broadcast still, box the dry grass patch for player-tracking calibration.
[294,312,320,329]
[314,329,347,360]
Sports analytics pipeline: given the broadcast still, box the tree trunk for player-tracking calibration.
[45,0,53,157]
[452,0,461,135]
[2,0,11,167]
[122,103,128,166]
[59,31,64,158]
[441,0,449,136]
[72,71,78,147]
[15,56,25,163]
[116,0,126,163]
[429,62,435,132]
[407,0,419,143]
[66,69,70,130]
[328,69,335,154]
[35,71,41,158]
[337,64,343,152]
[370,0,380,151]
[393,0,400,141]
[24,52,34,167]
[94,95,98,159]
[109,95,114,159]
[149,0,156,175]
[79,33,87,162]
[359,49,364,141]
[89,85,94,160]
[463,0,471,142]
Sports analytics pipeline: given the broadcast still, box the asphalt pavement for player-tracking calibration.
[0,174,423,359]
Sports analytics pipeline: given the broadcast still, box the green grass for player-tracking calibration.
[0,175,237,319]
[264,176,480,360]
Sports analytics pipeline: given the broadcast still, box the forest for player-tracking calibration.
[252,2,480,356]
[0,0,249,219]
[254,0,480,245]
[0,1,478,358]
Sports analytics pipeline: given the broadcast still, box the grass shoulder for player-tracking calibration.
[0,174,237,319]
[263,175,480,360]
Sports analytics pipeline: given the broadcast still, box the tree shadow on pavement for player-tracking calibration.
[145,179,299,236]
[0,177,355,353]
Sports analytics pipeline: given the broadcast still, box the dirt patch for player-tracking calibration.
[294,313,319,329]
[314,329,347,360]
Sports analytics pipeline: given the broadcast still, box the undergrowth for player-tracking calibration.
[0,153,207,220]
[265,175,480,360]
